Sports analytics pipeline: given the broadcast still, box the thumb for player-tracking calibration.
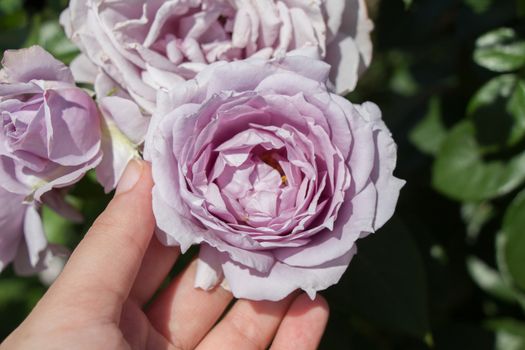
[51,160,155,314]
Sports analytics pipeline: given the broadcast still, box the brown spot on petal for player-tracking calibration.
[259,151,287,186]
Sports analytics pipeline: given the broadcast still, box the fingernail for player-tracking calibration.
[116,159,144,195]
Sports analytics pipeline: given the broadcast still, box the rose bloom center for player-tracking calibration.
[181,115,335,239]
[210,145,298,229]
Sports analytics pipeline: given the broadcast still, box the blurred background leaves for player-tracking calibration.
[1,0,525,349]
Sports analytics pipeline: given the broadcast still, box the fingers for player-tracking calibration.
[270,294,329,350]
[51,160,155,314]
[119,300,178,350]
[196,294,297,350]
[129,236,180,305]
[147,260,233,350]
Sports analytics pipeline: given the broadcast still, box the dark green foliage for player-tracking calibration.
[501,191,525,293]
[326,218,430,341]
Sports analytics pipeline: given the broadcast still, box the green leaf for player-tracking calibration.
[0,277,45,339]
[0,9,26,31]
[508,80,525,136]
[24,18,79,64]
[0,0,22,15]
[0,279,28,306]
[467,256,518,303]
[42,206,76,247]
[388,52,418,97]
[495,232,525,312]
[468,75,525,147]
[474,28,525,73]
[468,75,516,115]
[501,190,525,292]
[409,97,447,155]
[0,277,45,312]
[464,0,493,13]
[403,0,413,9]
[486,319,525,350]
[433,121,525,201]
[328,217,430,339]
[461,202,495,242]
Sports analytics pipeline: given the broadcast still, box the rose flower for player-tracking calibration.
[145,56,404,301]
[61,0,373,114]
[0,46,102,273]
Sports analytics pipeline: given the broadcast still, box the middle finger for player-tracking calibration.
[146,259,233,350]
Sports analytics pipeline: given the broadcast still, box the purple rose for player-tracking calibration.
[0,46,102,201]
[145,56,404,301]
[61,0,373,114]
[0,187,67,275]
[0,46,101,273]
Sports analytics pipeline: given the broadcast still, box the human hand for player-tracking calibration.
[1,160,329,350]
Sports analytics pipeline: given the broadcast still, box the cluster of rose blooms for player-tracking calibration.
[0,0,403,301]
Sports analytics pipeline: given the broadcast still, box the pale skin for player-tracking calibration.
[1,161,329,350]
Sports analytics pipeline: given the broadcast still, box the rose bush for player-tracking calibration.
[0,46,101,273]
[145,56,404,301]
[60,0,373,114]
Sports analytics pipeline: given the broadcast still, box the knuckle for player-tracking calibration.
[225,311,265,350]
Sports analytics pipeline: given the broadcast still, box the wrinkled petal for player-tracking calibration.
[34,153,102,201]
[95,96,146,192]
[194,243,224,290]
[38,254,67,286]
[222,247,356,301]
[0,188,25,271]
[356,102,406,229]
[70,54,99,84]
[326,0,374,94]
[96,117,138,193]
[326,34,361,94]
[42,190,83,223]
[1,46,75,84]
[273,182,376,267]
[153,187,275,272]
[99,96,149,144]
[44,88,101,166]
